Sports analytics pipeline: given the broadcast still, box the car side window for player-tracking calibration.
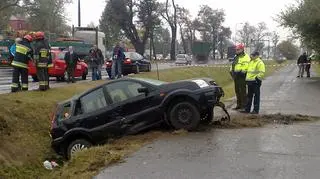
[105,81,145,104]
[80,88,107,114]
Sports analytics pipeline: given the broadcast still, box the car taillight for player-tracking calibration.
[124,58,132,64]
[106,61,111,66]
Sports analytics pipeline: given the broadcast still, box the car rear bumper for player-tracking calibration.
[51,137,64,155]
[106,64,137,74]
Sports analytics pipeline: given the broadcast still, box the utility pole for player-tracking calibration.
[78,0,81,27]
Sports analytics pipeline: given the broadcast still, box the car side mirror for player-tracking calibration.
[137,87,149,95]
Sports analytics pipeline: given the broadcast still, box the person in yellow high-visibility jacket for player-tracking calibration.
[230,43,251,110]
[240,51,265,114]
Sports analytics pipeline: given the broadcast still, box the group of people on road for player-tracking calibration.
[229,43,266,114]
[297,52,313,78]
[10,31,52,92]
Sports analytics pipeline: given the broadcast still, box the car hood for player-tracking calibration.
[159,78,217,91]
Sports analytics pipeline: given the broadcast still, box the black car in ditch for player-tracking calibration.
[50,77,225,159]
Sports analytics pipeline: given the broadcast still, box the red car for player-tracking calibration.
[28,48,88,81]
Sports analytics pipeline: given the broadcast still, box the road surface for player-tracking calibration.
[0,60,229,94]
[95,64,320,179]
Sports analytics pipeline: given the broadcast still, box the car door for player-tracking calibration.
[74,87,125,141]
[104,80,160,132]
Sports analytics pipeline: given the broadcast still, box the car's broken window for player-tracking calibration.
[105,81,144,104]
[80,88,107,114]
[56,103,71,122]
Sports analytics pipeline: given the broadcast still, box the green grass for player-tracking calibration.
[0,60,286,179]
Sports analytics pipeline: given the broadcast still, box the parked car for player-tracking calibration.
[28,48,88,82]
[50,77,225,159]
[175,54,192,65]
[105,51,152,77]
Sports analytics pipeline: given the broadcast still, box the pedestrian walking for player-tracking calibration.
[297,52,307,78]
[240,51,265,114]
[111,42,126,79]
[89,45,104,80]
[305,53,314,78]
[33,31,51,91]
[229,43,251,110]
[64,46,79,83]
[11,34,33,92]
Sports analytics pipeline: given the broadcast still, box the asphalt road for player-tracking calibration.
[0,60,228,94]
[95,64,320,179]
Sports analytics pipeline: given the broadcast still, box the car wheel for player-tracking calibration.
[201,106,214,124]
[66,139,92,159]
[32,76,38,82]
[168,101,201,131]
[82,68,87,80]
[134,65,140,74]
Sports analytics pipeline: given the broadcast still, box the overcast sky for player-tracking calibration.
[66,0,296,41]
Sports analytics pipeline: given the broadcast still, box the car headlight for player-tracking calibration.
[192,79,209,88]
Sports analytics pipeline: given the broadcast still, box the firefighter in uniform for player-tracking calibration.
[11,34,33,92]
[33,31,52,90]
[240,51,265,114]
[229,43,251,110]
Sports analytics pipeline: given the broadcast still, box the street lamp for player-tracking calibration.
[78,0,81,27]
[234,22,243,43]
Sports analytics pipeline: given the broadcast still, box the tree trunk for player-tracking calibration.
[134,41,145,55]
[151,31,157,60]
[170,26,177,61]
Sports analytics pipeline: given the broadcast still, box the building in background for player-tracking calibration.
[8,15,31,31]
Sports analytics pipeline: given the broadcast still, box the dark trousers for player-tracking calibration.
[36,67,47,90]
[245,81,261,113]
[305,64,311,77]
[45,68,50,89]
[11,67,28,92]
[91,67,98,81]
[67,66,75,83]
[234,75,247,108]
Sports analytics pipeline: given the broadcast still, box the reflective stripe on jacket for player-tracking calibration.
[230,53,251,73]
[11,40,33,69]
[246,58,265,81]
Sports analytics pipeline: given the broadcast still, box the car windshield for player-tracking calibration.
[132,78,167,86]
[57,51,66,60]
[176,54,186,58]
[124,52,144,60]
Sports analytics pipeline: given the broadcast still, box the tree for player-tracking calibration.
[252,22,269,52]
[23,0,72,35]
[176,6,195,54]
[87,22,96,28]
[0,0,20,30]
[104,0,160,55]
[153,27,171,57]
[237,22,256,47]
[217,26,232,59]
[277,40,299,60]
[196,5,225,60]
[99,2,123,50]
[159,0,177,61]
[279,0,320,52]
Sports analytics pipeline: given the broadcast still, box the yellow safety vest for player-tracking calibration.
[230,53,251,73]
[246,58,265,81]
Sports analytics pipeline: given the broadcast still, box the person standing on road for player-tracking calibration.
[89,45,104,80]
[305,53,314,78]
[64,46,79,83]
[11,34,33,92]
[33,31,51,91]
[297,52,307,78]
[229,43,250,110]
[240,51,265,114]
[111,42,125,79]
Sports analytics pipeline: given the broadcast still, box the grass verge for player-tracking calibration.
[0,60,287,178]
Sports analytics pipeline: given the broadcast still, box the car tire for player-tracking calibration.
[168,101,201,131]
[32,76,38,82]
[201,106,214,124]
[82,68,88,80]
[66,139,92,160]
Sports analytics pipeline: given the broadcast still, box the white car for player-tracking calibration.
[175,54,192,65]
